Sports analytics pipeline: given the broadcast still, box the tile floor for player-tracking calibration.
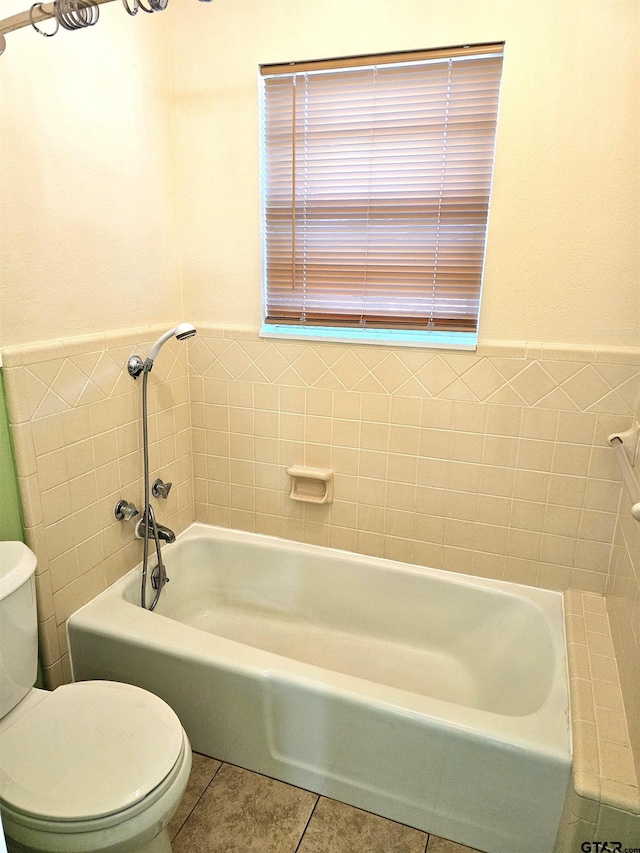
[169,753,484,853]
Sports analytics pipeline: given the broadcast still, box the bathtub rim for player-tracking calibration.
[160,522,566,606]
[68,522,572,763]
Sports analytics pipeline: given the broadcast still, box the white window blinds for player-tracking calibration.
[260,44,503,341]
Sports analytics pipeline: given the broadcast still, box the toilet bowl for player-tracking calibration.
[0,542,192,853]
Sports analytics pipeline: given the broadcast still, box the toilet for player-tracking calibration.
[0,541,192,853]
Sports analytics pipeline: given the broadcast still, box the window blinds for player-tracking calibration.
[260,44,503,335]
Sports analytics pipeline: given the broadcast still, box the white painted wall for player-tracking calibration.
[0,0,638,348]
[169,0,640,347]
[0,2,182,347]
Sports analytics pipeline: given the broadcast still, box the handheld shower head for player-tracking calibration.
[175,322,197,341]
[147,323,197,362]
[127,323,197,378]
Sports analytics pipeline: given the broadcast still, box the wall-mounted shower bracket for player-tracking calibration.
[127,355,145,379]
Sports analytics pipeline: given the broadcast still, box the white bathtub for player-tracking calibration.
[68,524,571,853]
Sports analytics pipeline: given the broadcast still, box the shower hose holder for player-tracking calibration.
[127,355,144,379]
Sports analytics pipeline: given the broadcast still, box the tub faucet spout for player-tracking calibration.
[135,516,176,544]
[154,523,176,544]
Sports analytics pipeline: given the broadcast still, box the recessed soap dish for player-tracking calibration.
[286,466,334,504]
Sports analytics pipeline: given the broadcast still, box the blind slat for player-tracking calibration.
[261,45,503,332]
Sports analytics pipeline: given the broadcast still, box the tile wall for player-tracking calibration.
[1,323,638,688]
[190,327,638,594]
[607,416,640,780]
[1,328,193,687]
[559,589,640,849]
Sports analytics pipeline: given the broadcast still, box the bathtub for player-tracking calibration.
[68,524,571,853]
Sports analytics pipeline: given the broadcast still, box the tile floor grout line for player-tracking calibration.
[171,758,224,844]
[292,793,321,853]
[180,754,483,853]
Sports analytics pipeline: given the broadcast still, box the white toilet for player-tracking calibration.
[0,541,192,853]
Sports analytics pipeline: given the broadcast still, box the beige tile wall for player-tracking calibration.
[606,397,640,782]
[565,591,639,809]
[191,327,639,595]
[2,327,194,687]
[559,590,640,851]
[2,323,639,687]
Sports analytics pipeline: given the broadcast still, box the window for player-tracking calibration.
[260,44,504,349]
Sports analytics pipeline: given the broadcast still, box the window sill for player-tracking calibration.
[260,324,477,351]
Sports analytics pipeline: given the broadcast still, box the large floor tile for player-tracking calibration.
[427,835,485,853]
[169,753,222,841]
[172,762,317,853]
[296,796,427,853]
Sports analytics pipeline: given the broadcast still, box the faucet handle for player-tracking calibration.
[152,478,173,499]
[114,500,140,522]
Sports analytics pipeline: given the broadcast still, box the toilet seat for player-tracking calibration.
[1,737,188,838]
[0,681,184,824]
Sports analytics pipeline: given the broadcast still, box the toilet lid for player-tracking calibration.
[0,681,184,821]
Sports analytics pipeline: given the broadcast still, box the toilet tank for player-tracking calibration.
[0,542,38,717]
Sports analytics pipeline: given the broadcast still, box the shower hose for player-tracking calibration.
[140,364,168,610]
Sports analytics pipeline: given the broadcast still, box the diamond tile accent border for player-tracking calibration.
[185,327,639,416]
